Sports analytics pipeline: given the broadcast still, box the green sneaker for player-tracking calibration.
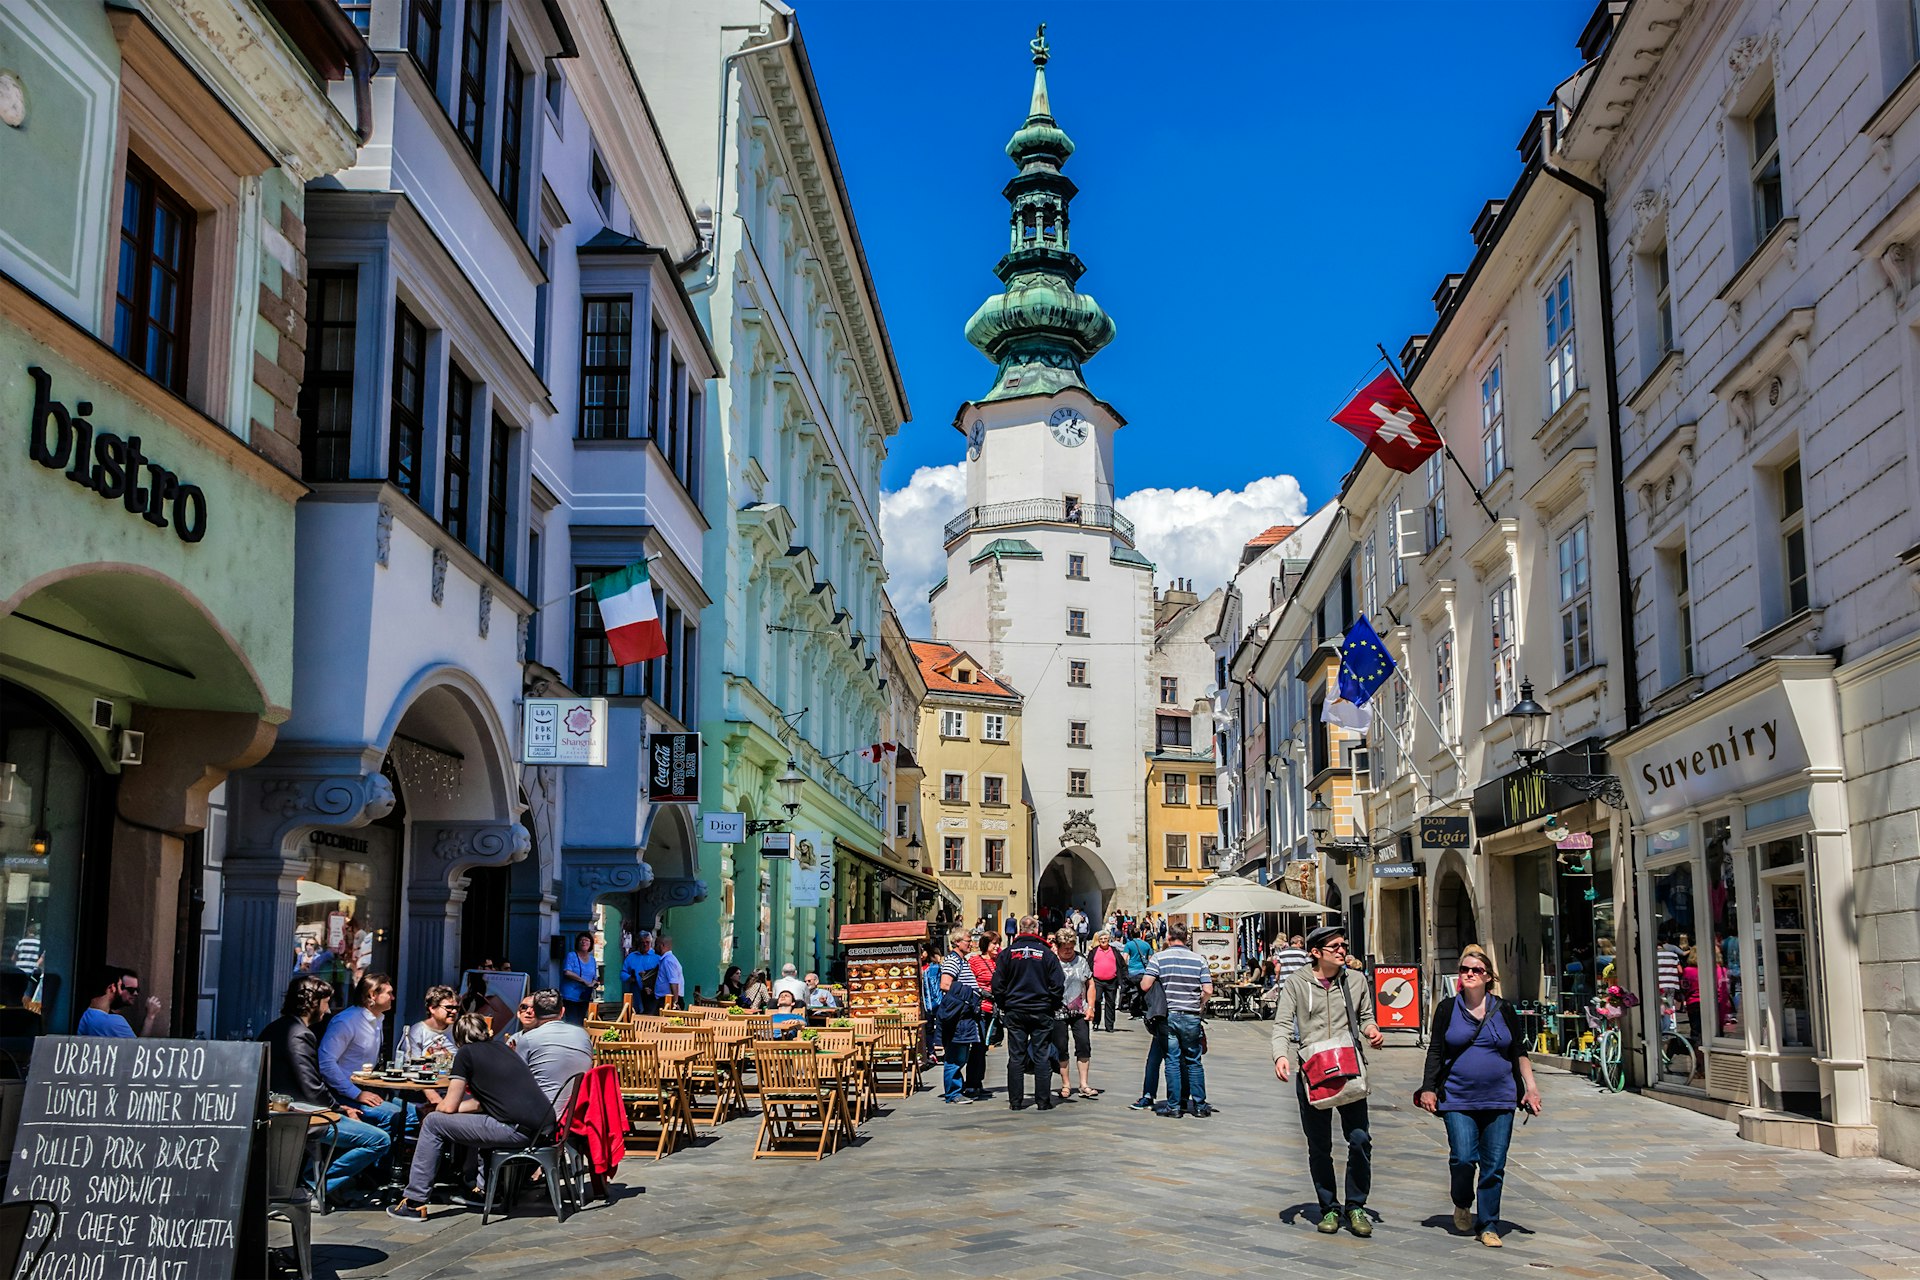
[1347,1209,1373,1238]
[1316,1210,1341,1234]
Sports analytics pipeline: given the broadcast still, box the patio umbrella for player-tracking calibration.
[1155,875,1330,918]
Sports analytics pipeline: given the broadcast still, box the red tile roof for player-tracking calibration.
[910,640,1020,699]
[1246,524,1298,549]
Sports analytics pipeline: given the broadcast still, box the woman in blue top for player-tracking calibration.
[1415,944,1543,1249]
[561,932,597,1023]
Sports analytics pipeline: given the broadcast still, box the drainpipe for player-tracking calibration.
[1538,129,1642,732]
[692,3,798,295]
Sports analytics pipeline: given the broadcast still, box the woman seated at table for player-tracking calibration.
[718,965,749,1005]
[739,969,771,1010]
[769,990,806,1032]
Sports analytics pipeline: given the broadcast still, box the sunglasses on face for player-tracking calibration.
[1317,942,1349,952]
[1458,965,1488,975]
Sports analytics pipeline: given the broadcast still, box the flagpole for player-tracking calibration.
[528,553,663,614]
[1375,343,1501,523]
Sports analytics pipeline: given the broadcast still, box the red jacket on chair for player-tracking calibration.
[568,1063,629,1173]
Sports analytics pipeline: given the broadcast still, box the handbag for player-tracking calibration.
[1295,973,1368,1110]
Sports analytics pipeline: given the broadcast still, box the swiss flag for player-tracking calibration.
[1332,369,1443,473]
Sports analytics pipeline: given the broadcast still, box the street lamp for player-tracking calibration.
[775,758,805,817]
[1505,678,1552,766]
[1501,679,1631,810]
[906,831,922,872]
[1307,794,1332,844]
[1308,792,1369,863]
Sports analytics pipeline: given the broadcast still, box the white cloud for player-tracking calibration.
[882,466,1310,634]
[880,462,967,635]
[1119,474,1310,597]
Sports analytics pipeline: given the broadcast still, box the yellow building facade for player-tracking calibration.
[1145,749,1221,907]
[911,642,1032,933]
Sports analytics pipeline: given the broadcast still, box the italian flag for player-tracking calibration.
[592,561,669,666]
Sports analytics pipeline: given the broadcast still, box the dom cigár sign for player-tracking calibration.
[26,366,209,542]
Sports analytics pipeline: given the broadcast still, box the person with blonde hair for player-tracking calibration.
[1052,929,1097,1099]
[1414,943,1543,1248]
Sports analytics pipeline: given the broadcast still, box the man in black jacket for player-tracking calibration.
[259,975,392,1201]
[990,916,1064,1111]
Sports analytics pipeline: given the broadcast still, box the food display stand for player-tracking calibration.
[838,921,931,1020]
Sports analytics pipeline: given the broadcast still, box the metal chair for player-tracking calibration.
[480,1073,585,1225]
[264,1112,321,1279]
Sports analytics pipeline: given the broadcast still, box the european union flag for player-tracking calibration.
[1338,614,1397,707]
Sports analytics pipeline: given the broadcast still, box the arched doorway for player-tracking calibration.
[1434,858,1478,980]
[1036,845,1111,926]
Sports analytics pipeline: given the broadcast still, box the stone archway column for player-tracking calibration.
[406,821,530,997]
[217,764,395,1037]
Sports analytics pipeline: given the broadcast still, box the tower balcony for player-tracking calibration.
[943,497,1134,548]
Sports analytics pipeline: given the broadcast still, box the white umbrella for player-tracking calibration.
[1155,875,1331,918]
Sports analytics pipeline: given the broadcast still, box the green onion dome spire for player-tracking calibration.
[963,24,1116,401]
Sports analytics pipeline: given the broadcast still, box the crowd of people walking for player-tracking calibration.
[922,915,1543,1248]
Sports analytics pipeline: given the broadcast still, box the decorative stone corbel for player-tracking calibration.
[428,820,533,873]
[431,548,449,605]
[376,502,394,566]
[479,583,493,639]
[1878,242,1911,307]
[1729,388,1755,438]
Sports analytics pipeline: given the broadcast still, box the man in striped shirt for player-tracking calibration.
[1272,935,1310,985]
[938,929,983,1103]
[1142,921,1213,1117]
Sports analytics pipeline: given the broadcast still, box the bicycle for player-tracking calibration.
[1564,988,1638,1092]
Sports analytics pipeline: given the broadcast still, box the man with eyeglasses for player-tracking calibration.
[77,965,161,1037]
[1271,925,1385,1239]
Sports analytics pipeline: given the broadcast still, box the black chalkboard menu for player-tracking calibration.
[6,1036,268,1279]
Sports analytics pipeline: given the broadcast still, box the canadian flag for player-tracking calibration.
[864,741,897,763]
[1331,369,1443,473]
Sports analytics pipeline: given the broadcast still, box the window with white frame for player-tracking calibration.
[1651,240,1674,356]
[984,838,1007,874]
[942,772,966,803]
[1067,608,1088,636]
[1068,659,1089,686]
[1545,266,1577,415]
[1480,358,1506,481]
[1200,835,1220,867]
[1199,774,1217,806]
[942,836,965,873]
[1434,629,1456,743]
[1067,769,1090,797]
[1425,452,1448,546]
[1165,773,1188,805]
[982,774,1006,805]
[1750,90,1784,244]
[1389,499,1406,588]
[1489,578,1518,716]
[1557,520,1593,675]
[895,804,909,839]
[1659,543,1695,685]
[1165,833,1190,870]
[1363,535,1378,618]
[1675,548,1695,678]
[1780,457,1809,616]
[1069,720,1088,747]
[982,713,1007,743]
[940,709,965,739]
[1160,677,1179,704]
[1067,553,1086,579]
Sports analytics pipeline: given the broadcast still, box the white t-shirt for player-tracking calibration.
[772,976,807,1003]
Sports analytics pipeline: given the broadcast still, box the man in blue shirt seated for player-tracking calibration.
[77,965,160,1037]
[318,972,407,1138]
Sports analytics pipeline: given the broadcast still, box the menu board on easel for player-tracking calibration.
[6,1036,269,1279]
[838,921,931,1021]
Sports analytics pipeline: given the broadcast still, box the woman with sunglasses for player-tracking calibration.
[1414,943,1543,1248]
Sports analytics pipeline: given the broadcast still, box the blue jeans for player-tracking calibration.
[942,1040,975,1100]
[1163,1012,1206,1109]
[1442,1108,1513,1231]
[320,1115,393,1195]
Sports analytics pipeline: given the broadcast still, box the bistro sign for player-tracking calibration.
[26,367,208,542]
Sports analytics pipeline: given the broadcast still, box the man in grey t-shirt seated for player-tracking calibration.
[513,988,592,1113]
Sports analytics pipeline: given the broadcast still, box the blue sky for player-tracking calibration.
[794,0,1596,627]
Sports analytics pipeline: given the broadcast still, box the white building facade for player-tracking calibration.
[930,31,1153,917]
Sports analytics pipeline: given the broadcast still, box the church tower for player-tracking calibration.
[932,27,1154,917]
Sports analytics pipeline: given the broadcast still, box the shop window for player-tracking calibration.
[1557,519,1593,676]
[497,51,526,222]
[1165,834,1189,870]
[293,821,399,1013]
[1164,773,1187,805]
[441,365,474,542]
[388,304,428,502]
[1745,787,1810,831]
[984,839,1006,874]
[942,837,965,874]
[579,296,633,438]
[298,268,359,482]
[484,416,513,577]
[1704,818,1742,1041]
[456,0,489,160]
[1756,835,1811,1049]
[1648,857,1703,1087]
[113,157,195,394]
[407,0,443,89]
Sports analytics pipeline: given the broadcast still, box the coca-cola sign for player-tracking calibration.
[647,732,700,803]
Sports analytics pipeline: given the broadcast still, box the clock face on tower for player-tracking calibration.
[966,419,985,461]
[1048,406,1091,447]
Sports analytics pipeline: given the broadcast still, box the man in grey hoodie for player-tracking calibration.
[1271,925,1385,1239]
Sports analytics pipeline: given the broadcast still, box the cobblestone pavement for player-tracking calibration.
[303,1018,1920,1280]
